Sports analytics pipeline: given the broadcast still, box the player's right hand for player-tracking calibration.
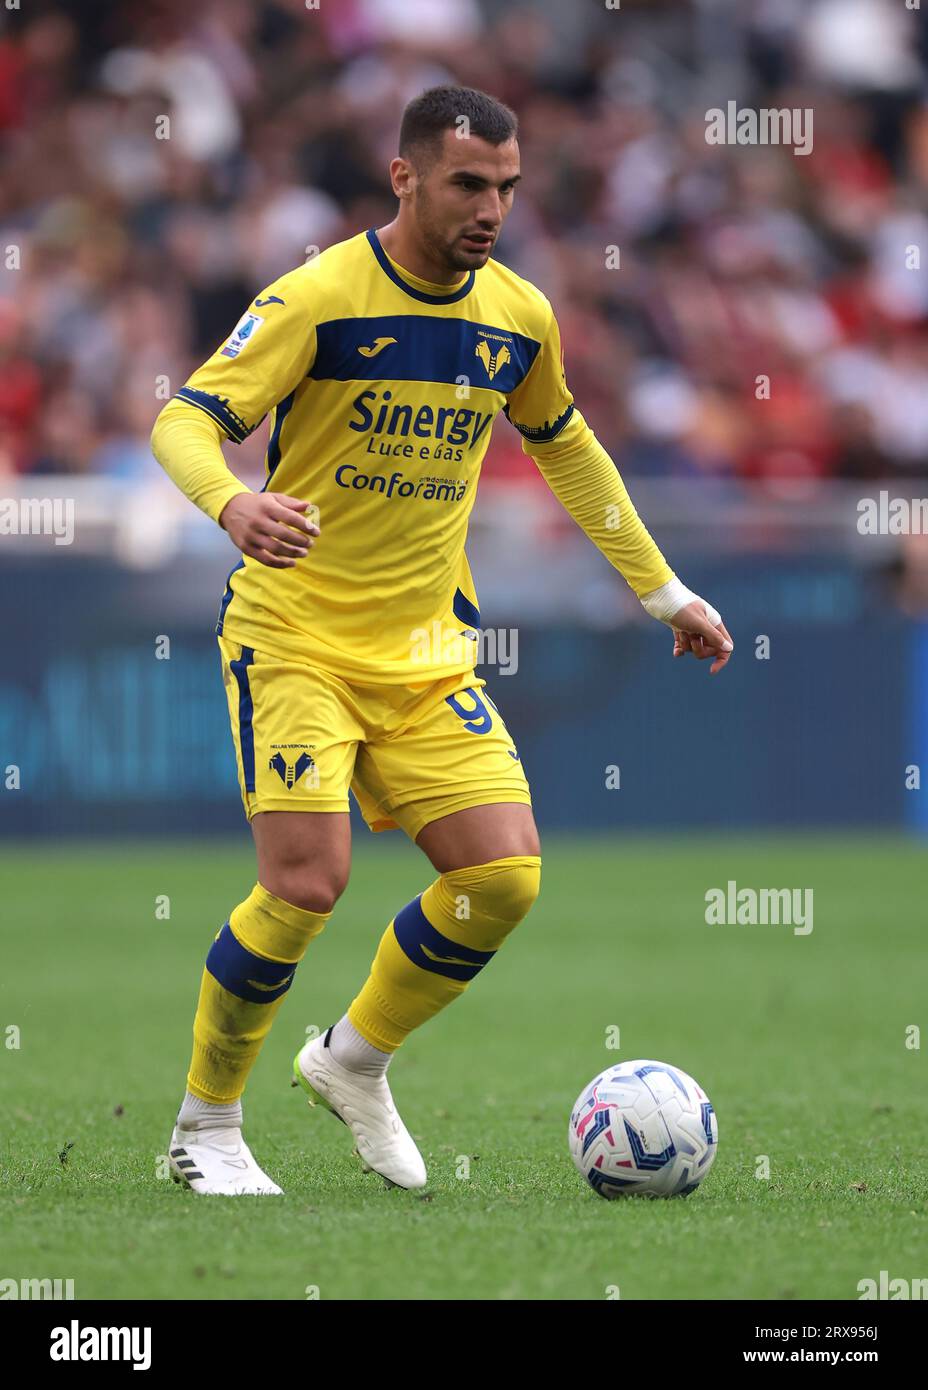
[219,492,319,569]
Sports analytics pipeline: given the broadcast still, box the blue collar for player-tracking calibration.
[366,228,476,305]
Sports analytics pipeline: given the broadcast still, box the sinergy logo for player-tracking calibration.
[348,389,493,462]
[50,1320,151,1370]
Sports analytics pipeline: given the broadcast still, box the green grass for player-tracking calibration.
[0,834,925,1300]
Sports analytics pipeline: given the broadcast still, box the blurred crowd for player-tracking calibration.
[1,0,927,496]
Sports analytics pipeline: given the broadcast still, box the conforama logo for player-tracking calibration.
[334,464,467,502]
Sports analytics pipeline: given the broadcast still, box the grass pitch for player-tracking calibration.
[0,834,925,1301]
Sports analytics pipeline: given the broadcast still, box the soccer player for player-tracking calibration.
[151,86,732,1195]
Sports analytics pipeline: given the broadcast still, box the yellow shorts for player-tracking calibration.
[218,636,532,841]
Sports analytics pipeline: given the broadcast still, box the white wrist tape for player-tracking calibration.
[640,577,721,628]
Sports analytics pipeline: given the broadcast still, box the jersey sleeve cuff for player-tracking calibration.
[502,402,575,445]
[175,387,254,444]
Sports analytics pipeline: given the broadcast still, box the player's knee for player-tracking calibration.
[496,856,542,924]
[455,855,541,927]
[266,866,348,915]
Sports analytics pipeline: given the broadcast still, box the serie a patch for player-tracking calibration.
[221,311,265,358]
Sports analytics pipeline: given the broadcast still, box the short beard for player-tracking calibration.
[414,192,473,274]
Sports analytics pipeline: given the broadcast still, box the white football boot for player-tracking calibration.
[292,1027,427,1190]
[168,1123,283,1196]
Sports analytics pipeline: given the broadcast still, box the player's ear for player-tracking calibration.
[390,156,414,199]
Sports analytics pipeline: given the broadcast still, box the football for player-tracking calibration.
[569,1059,718,1199]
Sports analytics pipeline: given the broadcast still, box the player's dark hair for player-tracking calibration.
[399,86,518,169]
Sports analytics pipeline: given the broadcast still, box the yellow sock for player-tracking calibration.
[348,855,541,1052]
[188,884,330,1103]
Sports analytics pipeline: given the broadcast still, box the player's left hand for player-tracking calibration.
[669,600,733,676]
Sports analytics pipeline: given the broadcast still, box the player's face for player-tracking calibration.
[412,132,521,272]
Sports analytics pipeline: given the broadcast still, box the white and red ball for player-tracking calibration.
[569,1059,718,1198]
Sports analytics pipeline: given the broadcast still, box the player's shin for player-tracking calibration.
[187,884,331,1103]
[346,855,541,1052]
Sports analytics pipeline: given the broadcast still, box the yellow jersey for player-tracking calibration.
[160,227,672,682]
